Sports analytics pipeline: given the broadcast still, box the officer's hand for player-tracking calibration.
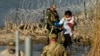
[61,26,64,30]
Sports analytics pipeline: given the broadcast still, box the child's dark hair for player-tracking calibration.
[65,10,72,16]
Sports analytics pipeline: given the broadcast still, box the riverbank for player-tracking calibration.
[0,31,47,45]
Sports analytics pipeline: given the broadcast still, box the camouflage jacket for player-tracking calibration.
[46,9,59,30]
[41,43,67,56]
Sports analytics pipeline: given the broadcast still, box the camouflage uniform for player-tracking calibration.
[46,8,59,34]
[41,34,67,56]
[46,8,63,44]
[0,41,24,56]
[41,42,67,56]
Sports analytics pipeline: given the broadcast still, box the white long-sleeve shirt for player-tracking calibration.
[59,16,74,36]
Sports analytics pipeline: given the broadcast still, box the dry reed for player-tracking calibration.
[88,0,100,56]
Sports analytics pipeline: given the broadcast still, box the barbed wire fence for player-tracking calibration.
[3,0,99,38]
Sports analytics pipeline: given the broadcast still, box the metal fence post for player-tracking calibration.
[15,31,20,56]
[25,36,32,56]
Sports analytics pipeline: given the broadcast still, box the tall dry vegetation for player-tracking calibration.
[88,12,100,56]
[88,0,100,56]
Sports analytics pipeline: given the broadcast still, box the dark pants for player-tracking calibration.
[63,34,72,49]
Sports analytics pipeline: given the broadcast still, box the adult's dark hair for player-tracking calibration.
[65,10,72,16]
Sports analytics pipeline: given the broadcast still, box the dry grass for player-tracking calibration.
[88,18,100,56]
[88,1,100,56]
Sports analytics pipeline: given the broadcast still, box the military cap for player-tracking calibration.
[49,34,57,39]
[50,4,56,9]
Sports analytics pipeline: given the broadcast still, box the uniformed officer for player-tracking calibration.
[41,34,67,56]
[46,4,61,33]
[0,41,24,56]
[46,5,63,44]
